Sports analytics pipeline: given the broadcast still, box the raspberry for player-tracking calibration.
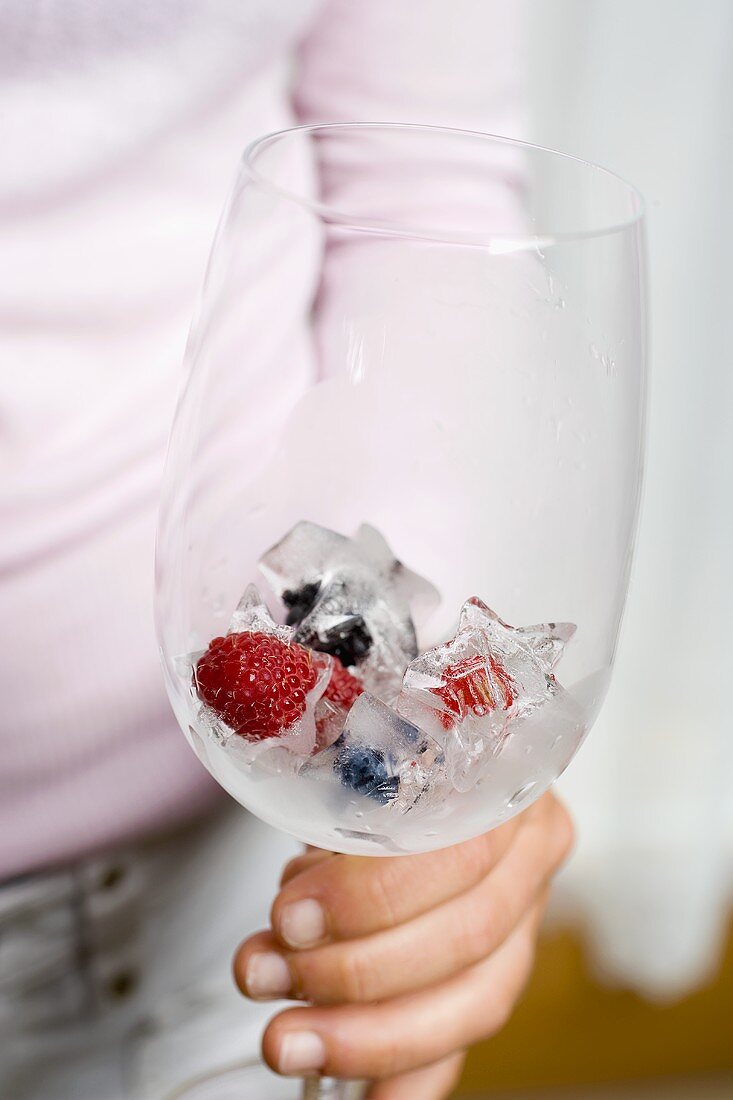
[194,632,318,741]
[322,658,364,710]
[313,657,364,753]
[433,653,516,729]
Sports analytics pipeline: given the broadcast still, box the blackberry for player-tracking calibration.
[282,582,320,627]
[297,614,373,669]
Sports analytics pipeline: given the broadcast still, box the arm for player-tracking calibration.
[293,0,525,136]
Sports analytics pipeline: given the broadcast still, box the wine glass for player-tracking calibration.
[155,123,646,1097]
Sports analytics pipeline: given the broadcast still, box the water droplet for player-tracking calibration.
[552,736,563,748]
[425,830,438,838]
[590,342,616,377]
[355,810,364,819]
[523,745,533,756]
[508,781,537,808]
[555,296,566,310]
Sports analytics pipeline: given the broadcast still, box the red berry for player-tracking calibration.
[323,658,364,711]
[194,632,318,741]
[313,658,365,752]
[433,653,516,729]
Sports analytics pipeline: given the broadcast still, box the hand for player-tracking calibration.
[234,792,574,1098]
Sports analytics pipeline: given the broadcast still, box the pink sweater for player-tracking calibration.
[0,0,523,878]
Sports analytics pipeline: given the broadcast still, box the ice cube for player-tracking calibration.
[313,693,350,753]
[398,596,575,791]
[396,681,503,794]
[333,693,447,812]
[259,521,440,698]
[227,583,293,642]
[458,597,576,679]
[195,701,237,747]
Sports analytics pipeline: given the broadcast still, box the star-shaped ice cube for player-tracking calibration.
[397,597,575,789]
[227,582,294,642]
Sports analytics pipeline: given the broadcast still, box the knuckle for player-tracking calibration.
[336,946,373,1003]
[278,856,307,887]
[456,834,489,877]
[368,1029,405,1079]
[463,897,501,962]
[489,991,514,1034]
[333,1021,404,1079]
[364,863,400,929]
[477,985,514,1039]
[516,926,538,975]
[485,969,525,1035]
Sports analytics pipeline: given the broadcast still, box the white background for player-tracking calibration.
[525,0,733,998]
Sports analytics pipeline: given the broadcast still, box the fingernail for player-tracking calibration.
[278,1030,326,1075]
[245,952,291,998]
[279,898,327,948]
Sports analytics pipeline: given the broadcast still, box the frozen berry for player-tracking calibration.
[282,582,321,627]
[194,632,318,741]
[333,744,399,804]
[323,658,364,710]
[295,610,373,668]
[433,653,516,729]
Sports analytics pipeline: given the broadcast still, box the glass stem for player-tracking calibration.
[301,1078,368,1099]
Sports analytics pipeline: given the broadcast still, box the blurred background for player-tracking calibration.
[458,1,733,1095]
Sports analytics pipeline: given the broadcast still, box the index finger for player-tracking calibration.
[271,806,530,948]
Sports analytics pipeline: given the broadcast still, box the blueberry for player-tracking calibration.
[333,744,399,804]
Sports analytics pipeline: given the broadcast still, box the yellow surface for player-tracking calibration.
[462,1075,733,1099]
[457,920,733,1094]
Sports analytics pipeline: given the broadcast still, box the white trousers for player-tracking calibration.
[0,804,300,1100]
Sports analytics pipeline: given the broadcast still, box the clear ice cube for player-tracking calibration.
[313,693,351,753]
[227,582,293,642]
[458,597,576,682]
[259,521,440,699]
[398,597,575,792]
[333,693,447,812]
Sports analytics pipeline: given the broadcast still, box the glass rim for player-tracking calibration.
[240,121,645,249]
